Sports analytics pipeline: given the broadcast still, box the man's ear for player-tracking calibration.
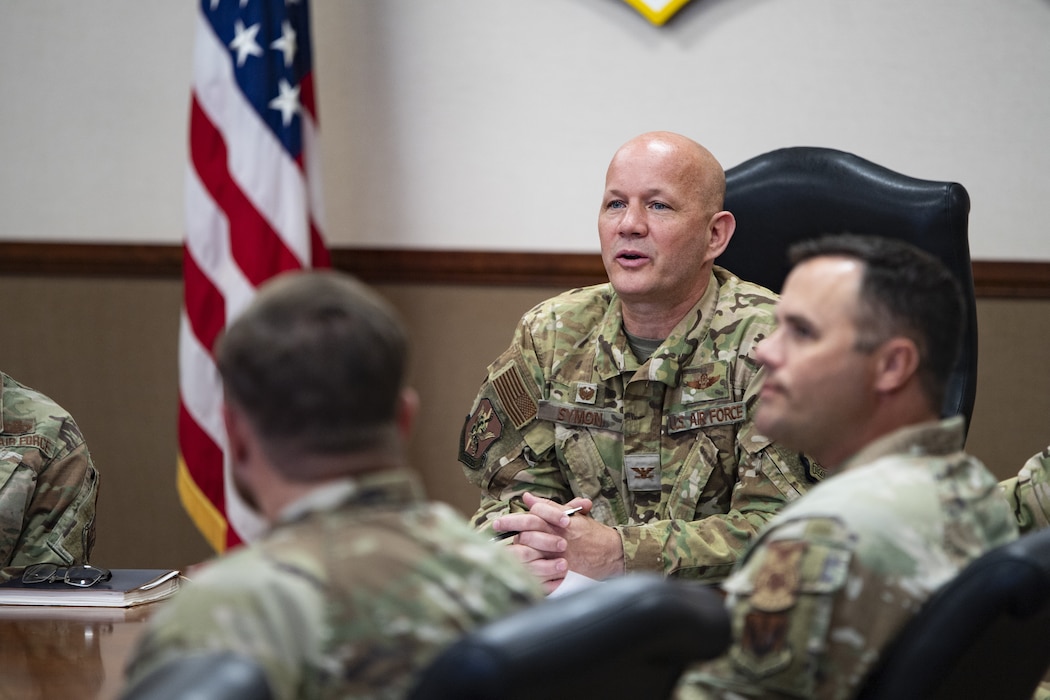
[223,401,250,465]
[396,387,420,441]
[706,210,736,262]
[873,337,921,394]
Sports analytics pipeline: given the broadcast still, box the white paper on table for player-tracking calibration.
[547,569,600,598]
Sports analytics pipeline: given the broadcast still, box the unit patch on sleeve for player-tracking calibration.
[731,539,808,676]
[459,398,504,470]
[751,540,807,612]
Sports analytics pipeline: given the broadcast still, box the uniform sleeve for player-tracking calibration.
[680,517,916,700]
[619,391,817,582]
[0,434,98,576]
[999,446,1050,534]
[458,323,575,530]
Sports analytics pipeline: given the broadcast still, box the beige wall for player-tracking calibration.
[6,2,1050,262]
[1,275,1047,570]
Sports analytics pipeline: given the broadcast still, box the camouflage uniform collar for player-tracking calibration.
[0,373,6,426]
[278,468,424,524]
[839,415,967,474]
[594,271,721,382]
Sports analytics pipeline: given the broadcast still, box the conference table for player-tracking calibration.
[0,602,156,699]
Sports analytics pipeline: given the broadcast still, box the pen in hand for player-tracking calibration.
[490,506,584,542]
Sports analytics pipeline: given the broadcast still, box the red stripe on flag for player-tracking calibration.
[301,71,318,121]
[177,401,226,515]
[189,97,302,287]
[182,244,226,352]
[178,400,242,549]
[310,221,330,268]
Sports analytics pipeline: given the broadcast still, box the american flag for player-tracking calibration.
[177,0,330,552]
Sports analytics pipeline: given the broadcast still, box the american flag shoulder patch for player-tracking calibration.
[491,362,538,429]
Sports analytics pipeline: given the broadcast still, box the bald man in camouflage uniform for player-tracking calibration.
[1,370,98,580]
[123,272,543,699]
[679,235,1017,699]
[460,132,817,592]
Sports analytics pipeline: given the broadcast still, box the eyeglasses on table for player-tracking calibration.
[21,563,112,588]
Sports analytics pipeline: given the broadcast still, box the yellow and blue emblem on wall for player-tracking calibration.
[622,0,695,26]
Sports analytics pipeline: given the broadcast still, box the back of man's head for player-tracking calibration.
[216,270,408,473]
[788,233,964,414]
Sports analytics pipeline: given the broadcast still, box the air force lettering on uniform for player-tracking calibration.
[667,400,747,434]
[535,397,746,434]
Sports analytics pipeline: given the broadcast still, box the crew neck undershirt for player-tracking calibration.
[624,330,664,363]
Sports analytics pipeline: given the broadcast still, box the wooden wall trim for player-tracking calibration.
[970,260,1050,299]
[2,242,1049,298]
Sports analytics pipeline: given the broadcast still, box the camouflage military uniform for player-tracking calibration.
[0,371,98,580]
[123,469,545,699]
[459,268,816,582]
[678,416,1018,699]
[1000,447,1050,700]
[1000,446,1050,534]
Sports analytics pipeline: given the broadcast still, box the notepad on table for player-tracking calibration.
[0,569,181,608]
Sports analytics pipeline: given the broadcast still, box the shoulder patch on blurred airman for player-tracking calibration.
[736,609,793,675]
[802,455,826,482]
[739,608,789,671]
[491,362,537,429]
[751,540,807,612]
[734,540,808,676]
[459,398,504,470]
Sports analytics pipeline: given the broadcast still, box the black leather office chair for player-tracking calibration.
[857,527,1050,700]
[407,573,730,700]
[720,147,977,429]
[120,651,273,700]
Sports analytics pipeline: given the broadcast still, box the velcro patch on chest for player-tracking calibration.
[536,400,623,432]
[667,400,746,434]
[679,363,730,404]
[625,453,661,491]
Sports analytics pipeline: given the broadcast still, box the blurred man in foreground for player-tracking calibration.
[123,271,543,699]
[681,234,1016,698]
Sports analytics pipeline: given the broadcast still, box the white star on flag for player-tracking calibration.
[271,20,297,67]
[229,19,263,66]
[269,78,301,126]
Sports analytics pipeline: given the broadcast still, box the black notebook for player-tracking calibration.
[0,569,181,608]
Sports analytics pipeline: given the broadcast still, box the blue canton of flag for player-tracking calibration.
[203,0,315,159]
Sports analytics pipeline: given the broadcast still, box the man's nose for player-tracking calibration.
[755,331,780,368]
[619,203,648,236]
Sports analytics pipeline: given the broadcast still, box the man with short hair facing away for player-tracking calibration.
[123,271,544,699]
[680,234,1016,699]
